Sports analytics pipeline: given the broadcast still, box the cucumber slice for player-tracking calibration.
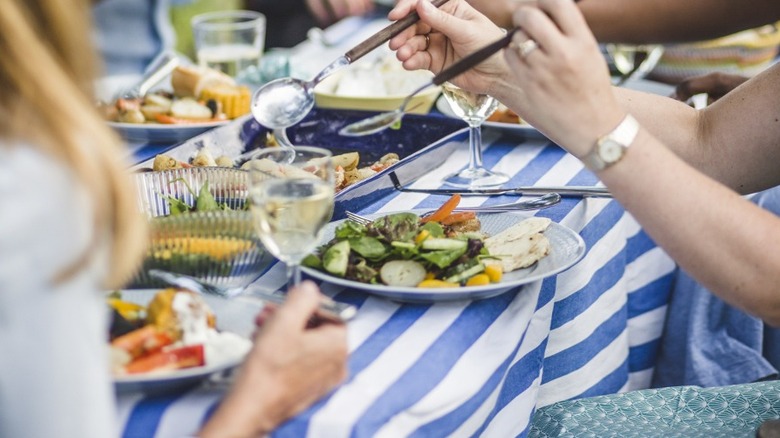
[421,238,468,251]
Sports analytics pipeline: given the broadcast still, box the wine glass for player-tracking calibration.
[440,82,510,188]
[247,146,335,290]
[605,44,665,85]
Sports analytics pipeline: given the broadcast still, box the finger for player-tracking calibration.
[327,0,350,20]
[307,0,333,25]
[388,23,431,51]
[274,281,323,330]
[537,0,591,39]
[388,0,419,20]
[512,7,563,58]
[416,0,465,41]
[254,305,276,327]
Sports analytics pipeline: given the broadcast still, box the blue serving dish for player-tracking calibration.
[133,108,470,219]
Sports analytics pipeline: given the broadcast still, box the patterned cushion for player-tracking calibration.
[530,381,780,437]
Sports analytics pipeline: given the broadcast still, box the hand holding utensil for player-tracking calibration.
[339,27,520,136]
[250,0,451,130]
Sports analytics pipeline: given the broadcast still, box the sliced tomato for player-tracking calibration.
[440,211,476,225]
[111,325,173,359]
[124,344,205,375]
[420,194,461,224]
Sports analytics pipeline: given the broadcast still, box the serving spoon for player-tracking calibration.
[339,27,519,136]
[250,0,450,130]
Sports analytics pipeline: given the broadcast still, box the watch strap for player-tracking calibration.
[582,114,639,171]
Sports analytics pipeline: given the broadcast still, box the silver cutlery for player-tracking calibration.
[345,192,561,226]
[148,269,357,323]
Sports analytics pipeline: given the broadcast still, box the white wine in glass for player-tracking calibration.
[248,146,334,289]
[606,44,664,84]
[441,82,509,188]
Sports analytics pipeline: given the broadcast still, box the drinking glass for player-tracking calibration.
[247,146,335,290]
[440,82,509,188]
[191,10,266,78]
[605,44,665,84]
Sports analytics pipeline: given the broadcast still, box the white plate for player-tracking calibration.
[112,289,262,394]
[436,95,536,132]
[301,211,586,302]
[109,120,229,144]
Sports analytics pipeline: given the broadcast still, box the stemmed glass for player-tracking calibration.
[605,44,665,85]
[440,82,509,188]
[247,146,335,290]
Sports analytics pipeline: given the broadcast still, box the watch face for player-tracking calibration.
[598,140,623,163]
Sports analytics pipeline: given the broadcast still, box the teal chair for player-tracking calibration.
[530,381,780,437]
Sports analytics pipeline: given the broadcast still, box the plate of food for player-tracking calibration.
[300,198,585,302]
[436,95,536,132]
[98,66,251,143]
[109,288,260,394]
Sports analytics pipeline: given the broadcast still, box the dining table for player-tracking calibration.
[116,15,677,438]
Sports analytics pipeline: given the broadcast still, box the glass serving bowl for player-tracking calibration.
[131,167,273,288]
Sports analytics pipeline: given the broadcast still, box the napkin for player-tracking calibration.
[652,186,780,388]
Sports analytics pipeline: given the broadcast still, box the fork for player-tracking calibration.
[345,192,561,226]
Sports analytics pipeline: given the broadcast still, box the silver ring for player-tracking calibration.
[423,33,431,51]
[517,39,539,58]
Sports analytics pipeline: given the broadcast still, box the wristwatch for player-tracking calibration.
[582,114,639,171]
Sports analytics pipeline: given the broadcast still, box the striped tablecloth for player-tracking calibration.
[117,127,676,437]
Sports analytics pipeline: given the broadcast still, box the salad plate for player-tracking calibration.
[301,210,586,303]
[112,289,261,395]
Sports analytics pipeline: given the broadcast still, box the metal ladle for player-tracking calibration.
[250,0,450,130]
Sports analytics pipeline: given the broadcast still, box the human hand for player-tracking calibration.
[501,0,625,157]
[388,0,510,95]
[200,281,348,437]
[306,0,375,27]
[671,72,749,104]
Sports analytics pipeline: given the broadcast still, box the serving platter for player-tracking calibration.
[301,210,586,303]
[112,289,262,395]
[132,108,467,219]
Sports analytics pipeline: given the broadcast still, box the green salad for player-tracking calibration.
[302,212,503,288]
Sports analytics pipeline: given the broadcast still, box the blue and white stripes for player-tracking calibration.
[117,130,674,437]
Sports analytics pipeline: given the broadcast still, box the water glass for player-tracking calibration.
[191,10,266,78]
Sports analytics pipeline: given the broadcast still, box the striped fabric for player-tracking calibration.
[117,129,675,437]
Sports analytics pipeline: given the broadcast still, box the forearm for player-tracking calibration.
[579,0,780,43]
[598,129,780,324]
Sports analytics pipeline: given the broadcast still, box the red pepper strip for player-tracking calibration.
[124,344,205,374]
[440,211,476,225]
[154,114,225,125]
[420,194,461,224]
[111,326,173,360]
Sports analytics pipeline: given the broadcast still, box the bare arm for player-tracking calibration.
[610,64,780,194]
[466,0,780,43]
[391,0,780,324]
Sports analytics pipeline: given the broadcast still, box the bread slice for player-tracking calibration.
[484,217,552,272]
[171,65,235,98]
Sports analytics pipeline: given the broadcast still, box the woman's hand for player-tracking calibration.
[671,72,749,104]
[200,281,348,437]
[388,0,510,95]
[501,0,626,157]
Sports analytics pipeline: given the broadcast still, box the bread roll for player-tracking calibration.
[171,65,235,98]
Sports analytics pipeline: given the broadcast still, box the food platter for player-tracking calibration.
[301,210,585,303]
[112,289,261,394]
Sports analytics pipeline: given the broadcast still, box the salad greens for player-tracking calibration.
[163,179,246,215]
[303,212,496,287]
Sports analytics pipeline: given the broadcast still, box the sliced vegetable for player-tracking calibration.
[380,260,427,286]
[111,325,173,360]
[323,240,350,276]
[420,194,461,224]
[444,263,486,284]
[124,344,205,374]
[418,279,459,288]
[465,274,491,287]
[441,211,477,226]
[421,238,468,251]
[484,264,503,283]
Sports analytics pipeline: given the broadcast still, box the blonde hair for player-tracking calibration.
[0,0,147,288]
